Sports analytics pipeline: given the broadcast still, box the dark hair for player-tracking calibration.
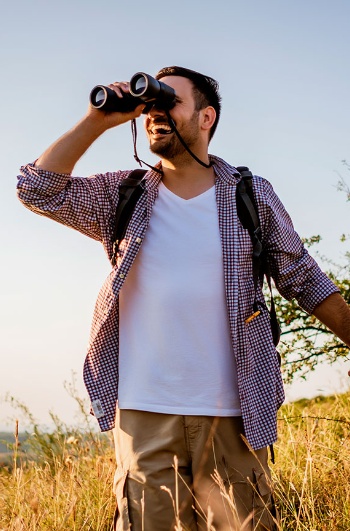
[155,66,221,141]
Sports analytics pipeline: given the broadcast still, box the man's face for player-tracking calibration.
[144,76,201,160]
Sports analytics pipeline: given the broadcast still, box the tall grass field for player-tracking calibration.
[1,392,350,530]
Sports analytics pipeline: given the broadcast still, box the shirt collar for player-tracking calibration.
[209,155,241,185]
[142,155,241,192]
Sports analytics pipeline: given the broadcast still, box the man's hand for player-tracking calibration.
[35,81,145,175]
[87,81,146,131]
[313,292,350,347]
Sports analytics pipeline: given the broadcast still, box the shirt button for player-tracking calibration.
[135,237,142,244]
[119,273,125,279]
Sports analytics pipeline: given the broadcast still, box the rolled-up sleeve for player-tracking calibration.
[17,162,126,245]
[257,178,339,314]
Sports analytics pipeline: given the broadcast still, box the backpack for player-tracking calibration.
[111,166,281,348]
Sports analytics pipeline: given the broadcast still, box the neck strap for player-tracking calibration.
[165,110,212,169]
[131,119,163,174]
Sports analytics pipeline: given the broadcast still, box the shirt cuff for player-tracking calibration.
[18,161,72,196]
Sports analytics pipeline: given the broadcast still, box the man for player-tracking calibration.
[17,66,350,530]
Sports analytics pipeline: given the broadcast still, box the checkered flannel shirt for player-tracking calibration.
[17,155,339,450]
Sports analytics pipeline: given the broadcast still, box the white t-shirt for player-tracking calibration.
[118,181,241,416]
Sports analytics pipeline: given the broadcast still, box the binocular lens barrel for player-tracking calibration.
[91,87,108,108]
[129,73,174,105]
[90,85,141,113]
[131,74,147,96]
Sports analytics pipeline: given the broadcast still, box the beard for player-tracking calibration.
[149,133,184,159]
[149,111,200,160]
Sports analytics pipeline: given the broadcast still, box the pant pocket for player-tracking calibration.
[113,470,131,531]
[252,469,279,530]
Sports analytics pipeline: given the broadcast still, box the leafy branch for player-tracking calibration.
[274,163,350,383]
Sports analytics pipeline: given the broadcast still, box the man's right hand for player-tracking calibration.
[86,81,146,132]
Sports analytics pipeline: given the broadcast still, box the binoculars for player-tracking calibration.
[90,72,176,114]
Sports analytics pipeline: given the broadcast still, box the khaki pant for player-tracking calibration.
[113,410,278,531]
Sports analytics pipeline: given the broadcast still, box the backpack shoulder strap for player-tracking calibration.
[236,166,259,232]
[236,166,263,302]
[111,169,147,266]
[235,166,281,347]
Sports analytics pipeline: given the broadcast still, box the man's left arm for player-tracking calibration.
[313,292,350,347]
[256,177,350,349]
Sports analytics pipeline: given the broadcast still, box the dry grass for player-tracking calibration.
[1,392,350,530]
[0,430,116,530]
[272,392,350,530]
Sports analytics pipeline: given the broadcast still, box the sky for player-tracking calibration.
[1,0,350,431]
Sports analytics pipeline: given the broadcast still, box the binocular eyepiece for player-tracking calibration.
[90,72,176,114]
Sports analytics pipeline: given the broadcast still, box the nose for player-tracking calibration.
[146,104,167,118]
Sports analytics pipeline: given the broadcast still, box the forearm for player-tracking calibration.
[34,82,145,174]
[35,114,106,174]
[313,292,350,347]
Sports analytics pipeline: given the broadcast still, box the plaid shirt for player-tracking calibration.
[17,155,338,450]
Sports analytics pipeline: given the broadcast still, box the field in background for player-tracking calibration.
[1,392,350,530]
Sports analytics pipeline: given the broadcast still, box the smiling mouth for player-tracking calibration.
[149,124,173,136]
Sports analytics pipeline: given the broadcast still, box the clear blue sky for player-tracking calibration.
[1,0,350,430]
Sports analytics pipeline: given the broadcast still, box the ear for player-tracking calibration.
[200,106,216,132]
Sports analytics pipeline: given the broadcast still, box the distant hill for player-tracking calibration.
[0,432,30,466]
[0,432,28,452]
